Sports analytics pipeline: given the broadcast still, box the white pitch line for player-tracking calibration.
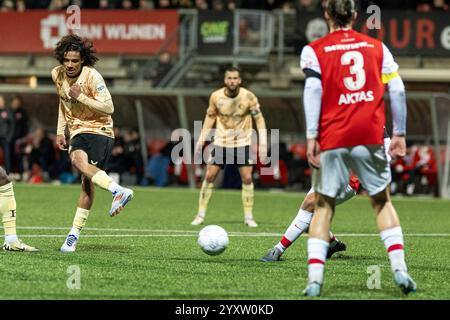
[11,233,450,238]
[1,226,200,233]
[2,226,450,237]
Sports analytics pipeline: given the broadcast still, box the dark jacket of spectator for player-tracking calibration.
[11,95,29,141]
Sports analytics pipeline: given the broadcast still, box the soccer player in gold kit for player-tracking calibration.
[1,166,38,252]
[191,67,267,227]
[52,35,133,253]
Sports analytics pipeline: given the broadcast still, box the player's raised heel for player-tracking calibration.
[191,215,204,225]
[260,247,283,262]
[327,240,347,258]
[394,270,417,295]
[302,282,322,297]
[3,240,39,252]
[109,188,134,217]
[60,234,78,253]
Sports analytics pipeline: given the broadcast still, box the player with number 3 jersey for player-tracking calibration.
[300,0,416,297]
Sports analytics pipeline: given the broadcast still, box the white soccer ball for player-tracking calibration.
[197,225,229,256]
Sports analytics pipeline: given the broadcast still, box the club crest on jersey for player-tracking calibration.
[338,90,374,105]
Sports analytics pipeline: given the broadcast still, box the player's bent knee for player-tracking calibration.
[205,174,217,183]
[241,176,252,185]
[71,157,88,173]
[301,192,316,212]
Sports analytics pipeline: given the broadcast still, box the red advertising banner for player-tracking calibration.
[0,10,179,54]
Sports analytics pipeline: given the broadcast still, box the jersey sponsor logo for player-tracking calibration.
[338,90,374,105]
[324,41,374,53]
[96,83,106,93]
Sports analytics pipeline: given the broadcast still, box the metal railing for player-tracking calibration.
[135,9,274,88]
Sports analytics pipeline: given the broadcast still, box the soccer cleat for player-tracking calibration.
[327,240,347,258]
[3,240,38,252]
[302,281,322,297]
[191,215,205,225]
[394,270,417,295]
[60,234,79,253]
[260,247,283,262]
[245,218,258,227]
[109,188,134,217]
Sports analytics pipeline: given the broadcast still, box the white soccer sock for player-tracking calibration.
[276,209,313,253]
[285,209,312,241]
[307,238,329,285]
[69,227,81,237]
[5,234,18,244]
[380,226,407,273]
[108,181,122,194]
[197,211,206,218]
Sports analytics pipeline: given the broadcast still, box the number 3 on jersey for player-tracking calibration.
[341,51,366,91]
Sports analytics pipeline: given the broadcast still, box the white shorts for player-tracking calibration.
[313,145,391,198]
[308,184,356,205]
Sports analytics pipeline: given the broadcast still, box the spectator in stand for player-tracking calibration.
[295,0,320,11]
[155,0,173,8]
[149,51,173,86]
[121,0,134,8]
[105,127,127,177]
[172,0,193,7]
[10,95,29,179]
[146,140,172,187]
[406,145,438,195]
[0,95,14,174]
[211,0,224,10]
[194,0,208,10]
[226,0,236,10]
[48,0,69,10]
[123,128,145,185]
[390,142,415,195]
[99,0,113,9]
[416,0,449,11]
[285,0,322,54]
[22,127,55,183]
[1,0,14,10]
[432,0,449,10]
[139,0,155,9]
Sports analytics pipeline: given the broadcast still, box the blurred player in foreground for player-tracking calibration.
[1,166,38,252]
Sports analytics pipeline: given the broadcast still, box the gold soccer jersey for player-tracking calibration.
[52,65,114,140]
[206,87,259,148]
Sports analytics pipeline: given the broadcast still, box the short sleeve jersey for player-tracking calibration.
[52,65,114,139]
[206,87,259,148]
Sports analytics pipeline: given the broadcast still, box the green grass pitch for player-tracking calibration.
[1,183,449,300]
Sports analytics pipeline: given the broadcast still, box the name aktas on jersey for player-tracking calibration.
[338,90,374,105]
